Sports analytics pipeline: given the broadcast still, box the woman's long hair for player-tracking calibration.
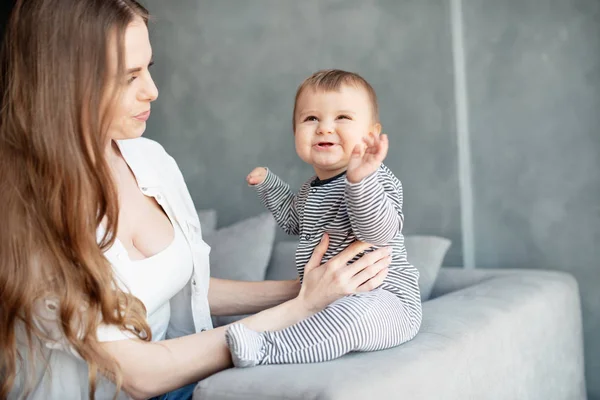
[0,0,152,397]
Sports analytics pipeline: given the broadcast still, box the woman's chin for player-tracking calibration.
[132,124,147,138]
[113,127,146,141]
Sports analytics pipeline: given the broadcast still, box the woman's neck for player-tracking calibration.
[105,140,123,168]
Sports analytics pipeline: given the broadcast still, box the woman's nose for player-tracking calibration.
[141,75,159,102]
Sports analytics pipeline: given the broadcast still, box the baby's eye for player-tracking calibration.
[337,115,352,120]
[304,115,318,122]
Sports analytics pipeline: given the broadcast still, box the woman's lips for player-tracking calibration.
[134,110,151,121]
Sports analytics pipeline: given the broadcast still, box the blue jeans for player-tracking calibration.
[150,382,197,400]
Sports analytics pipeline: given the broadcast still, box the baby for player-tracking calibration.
[225,69,422,367]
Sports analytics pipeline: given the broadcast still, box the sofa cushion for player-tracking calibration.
[194,269,585,400]
[197,209,217,237]
[404,235,451,301]
[265,241,298,281]
[204,212,276,327]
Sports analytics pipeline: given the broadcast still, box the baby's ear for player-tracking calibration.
[371,123,382,137]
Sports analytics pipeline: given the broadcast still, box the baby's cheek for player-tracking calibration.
[294,141,312,162]
[296,149,312,165]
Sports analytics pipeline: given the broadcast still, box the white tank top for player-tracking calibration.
[128,219,194,341]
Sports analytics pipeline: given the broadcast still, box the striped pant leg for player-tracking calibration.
[226,288,421,367]
[352,288,421,353]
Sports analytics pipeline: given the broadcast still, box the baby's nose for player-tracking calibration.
[317,122,334,134]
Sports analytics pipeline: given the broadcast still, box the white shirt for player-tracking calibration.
[127,219,194,342]
[10,137,212,399]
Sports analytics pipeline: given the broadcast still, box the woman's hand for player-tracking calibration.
[297,233,391,313]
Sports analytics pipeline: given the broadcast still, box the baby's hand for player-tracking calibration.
[347,133,389,184]
[247,167,267,185]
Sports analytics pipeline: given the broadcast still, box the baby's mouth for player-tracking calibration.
[316,142,336,148]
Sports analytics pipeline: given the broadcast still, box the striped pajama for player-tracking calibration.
[225,165,422,367]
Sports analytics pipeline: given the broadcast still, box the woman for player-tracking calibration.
[0,1,391,399]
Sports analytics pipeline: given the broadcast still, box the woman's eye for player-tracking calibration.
[127,76,137,84]
[304,116,318,122]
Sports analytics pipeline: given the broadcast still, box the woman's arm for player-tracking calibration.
[208,278,301,316]
[101,237,391,399]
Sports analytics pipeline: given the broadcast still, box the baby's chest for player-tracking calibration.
[298,191,352,238]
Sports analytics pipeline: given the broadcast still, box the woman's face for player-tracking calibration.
[106,18,158,141]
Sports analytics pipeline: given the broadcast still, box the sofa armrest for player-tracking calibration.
[430,267,571,298]
[195,269,586,400]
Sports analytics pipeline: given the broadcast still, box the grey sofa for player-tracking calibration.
[194,240,586,399]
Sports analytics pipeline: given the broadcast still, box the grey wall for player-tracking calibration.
[145,0,463,266]
[463,1,600,398]
[143,0,599,397]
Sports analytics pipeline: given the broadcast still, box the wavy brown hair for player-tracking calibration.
[0,0,151,398]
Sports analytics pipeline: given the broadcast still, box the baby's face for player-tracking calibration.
[294,85,381,180]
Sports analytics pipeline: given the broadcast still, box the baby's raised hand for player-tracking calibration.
[247,167,267,185]
[346,133,389,184]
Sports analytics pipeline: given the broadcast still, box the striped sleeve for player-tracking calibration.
[254,168,300,236]
[344,166,404,246]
